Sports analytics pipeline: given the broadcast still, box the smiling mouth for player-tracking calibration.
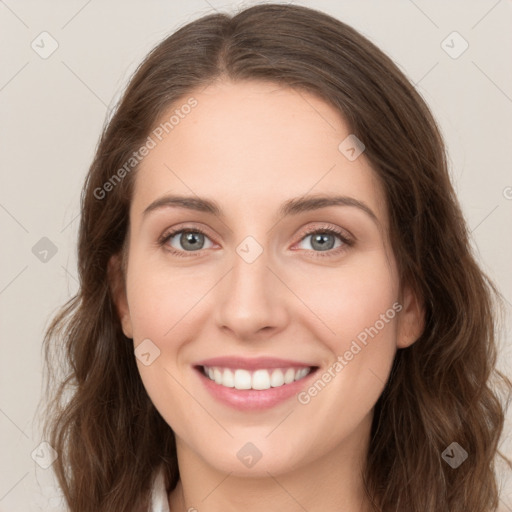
[198,365,318,391]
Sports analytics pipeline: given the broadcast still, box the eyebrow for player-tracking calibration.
[142,194,379,224]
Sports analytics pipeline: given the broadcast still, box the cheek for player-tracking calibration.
[292,252,399,350]
[290,254,399,428]
[125,258,210,425]
[125,262,198,435]
[126,260,208,341]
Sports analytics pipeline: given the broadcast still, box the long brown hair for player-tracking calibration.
[42,4,511,511]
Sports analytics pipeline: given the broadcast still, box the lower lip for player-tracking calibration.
[195,367,318,411]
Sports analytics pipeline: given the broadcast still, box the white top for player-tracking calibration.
[150,468,170,512]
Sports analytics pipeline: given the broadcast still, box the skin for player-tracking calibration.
[111,79,424,512]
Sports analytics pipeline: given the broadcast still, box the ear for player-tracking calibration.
[396,284,425,349]
[108,253,133,339]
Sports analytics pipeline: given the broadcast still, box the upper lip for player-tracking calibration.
[194,356,317,371]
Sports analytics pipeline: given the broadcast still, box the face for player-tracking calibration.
[111,79,423,477]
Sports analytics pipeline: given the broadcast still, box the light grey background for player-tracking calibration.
[1,0,511,510]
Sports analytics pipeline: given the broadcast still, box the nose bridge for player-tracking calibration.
[228,236,274,306]
[213,233,289,336]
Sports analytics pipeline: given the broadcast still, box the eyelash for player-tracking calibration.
[158,224,354,259]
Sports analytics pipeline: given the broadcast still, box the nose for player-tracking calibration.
[213,244,290,341]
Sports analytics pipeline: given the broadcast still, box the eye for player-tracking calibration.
[158,224,354,258]
[159,227,214,257]
[293,225,353,258]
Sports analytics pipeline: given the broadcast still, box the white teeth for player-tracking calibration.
[295,368,309,381]
[284,368,295,384]
[222,368,235,388]
[252,369,271,390]
[270,369,284,387]
[234,369,252,390]
[203,366,312,390]
[213,368,223,385]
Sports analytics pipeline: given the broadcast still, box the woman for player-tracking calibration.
[42,4,511,511]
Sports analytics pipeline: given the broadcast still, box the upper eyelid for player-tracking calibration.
[160,223,216,243]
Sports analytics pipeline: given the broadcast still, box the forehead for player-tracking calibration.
[130,79,387,226]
